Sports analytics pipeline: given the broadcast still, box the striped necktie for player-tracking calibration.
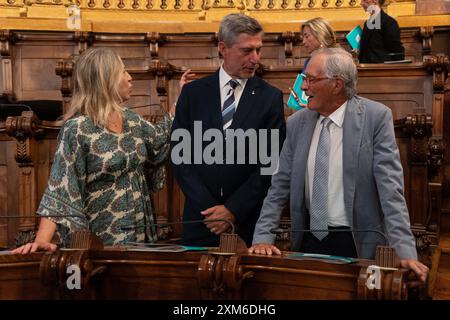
[310,117,332,240]
[222,79,239,130]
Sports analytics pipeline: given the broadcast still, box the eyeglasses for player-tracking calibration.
[300,73,333,85]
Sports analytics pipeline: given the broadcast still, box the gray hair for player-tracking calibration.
[311,47,358,98]
[218,13,263,46]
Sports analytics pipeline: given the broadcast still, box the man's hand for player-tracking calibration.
[201,205,235,235]
[248,243,282,256]
[11,241,57,255]
[351,48,359,59]
[400,259,429,287]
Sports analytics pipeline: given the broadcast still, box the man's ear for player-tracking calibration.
[218,41,226,57]
[333,78,345,96]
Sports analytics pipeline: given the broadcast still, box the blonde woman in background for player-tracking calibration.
[13,47,173,254]
[291,17,338,108]
[301,17,338,72]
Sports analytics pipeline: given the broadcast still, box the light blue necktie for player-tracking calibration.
[310,117,332,240]
[222,79,239,129]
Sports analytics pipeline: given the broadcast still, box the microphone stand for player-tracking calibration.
[270,227,389,245]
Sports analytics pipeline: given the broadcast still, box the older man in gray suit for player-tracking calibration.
[249,47,428,284]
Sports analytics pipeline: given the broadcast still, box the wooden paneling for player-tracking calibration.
[5,140,19,247]
[0,247,409,300]
[12,42,72,101]
[0,141,7,248]
[0,252,53,299]
[416,0,450,15]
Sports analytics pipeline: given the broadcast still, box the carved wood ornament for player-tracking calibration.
[74,32,93,54]
[149,60,176,95]
[0,30,14,99]
[0,30,13,57]
[418,26,434,55]
[145,32,167,60]
[5,111,43,246]
[279,31,301,59]
[424,54,450,91]
[405,113,432,164]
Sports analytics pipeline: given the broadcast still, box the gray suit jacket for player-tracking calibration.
[252,96,417,260]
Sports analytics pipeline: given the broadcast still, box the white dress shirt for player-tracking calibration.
[219,66,247,111]
[305,101,349,227]
[366,4,381,27]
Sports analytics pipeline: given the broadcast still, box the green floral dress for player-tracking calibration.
[37,108,172,246]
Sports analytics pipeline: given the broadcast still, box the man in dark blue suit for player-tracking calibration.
[359,0,405,63]
[171,13,286,247]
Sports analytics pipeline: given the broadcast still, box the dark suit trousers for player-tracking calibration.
[300,226,357,258]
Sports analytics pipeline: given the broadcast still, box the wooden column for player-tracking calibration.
[5,111,43,246]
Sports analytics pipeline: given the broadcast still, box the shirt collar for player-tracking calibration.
[318,101,347,128]
[219,65,247,90]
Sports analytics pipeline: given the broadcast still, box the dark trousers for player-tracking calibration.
[300,226,357,258]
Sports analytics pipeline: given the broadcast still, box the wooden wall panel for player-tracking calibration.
[0,141,7,248]
[6,140,19,246]
[12,43,73,101]
[433,32,450,57]
[126,79,153,114]
[358,76,433,118]
[360,93,426,119]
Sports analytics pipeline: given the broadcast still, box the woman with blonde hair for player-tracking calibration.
[301,17,337,70]
[290,17,337,108]
[13,47,173,253]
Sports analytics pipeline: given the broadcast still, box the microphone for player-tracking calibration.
[0,103,32,118]
[387,52,404,59]
[132,103,164,109]
[2,215,236,234]
[3,215,238,252]
[269,227,388,246]
[121,218,244,254]
[121,218,236,235]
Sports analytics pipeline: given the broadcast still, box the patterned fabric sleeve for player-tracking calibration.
[37,118,88,243]
[140,113,172,192]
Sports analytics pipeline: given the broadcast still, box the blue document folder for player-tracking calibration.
[346,25,363,50]
[287,74,308,110]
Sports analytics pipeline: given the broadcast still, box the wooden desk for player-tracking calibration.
[0,252,52,299]
[0,248,408,300]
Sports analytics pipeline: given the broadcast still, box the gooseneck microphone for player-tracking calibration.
[2,215,237,239]
[146,218,236,234]
[269,227,389,245]
[121,219,236,234]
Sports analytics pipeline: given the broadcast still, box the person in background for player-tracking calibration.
[249,47,428,285]
[301,17,337,72]
[13,47,173,254]
[290,17,338,109]
[358,0,405,63]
